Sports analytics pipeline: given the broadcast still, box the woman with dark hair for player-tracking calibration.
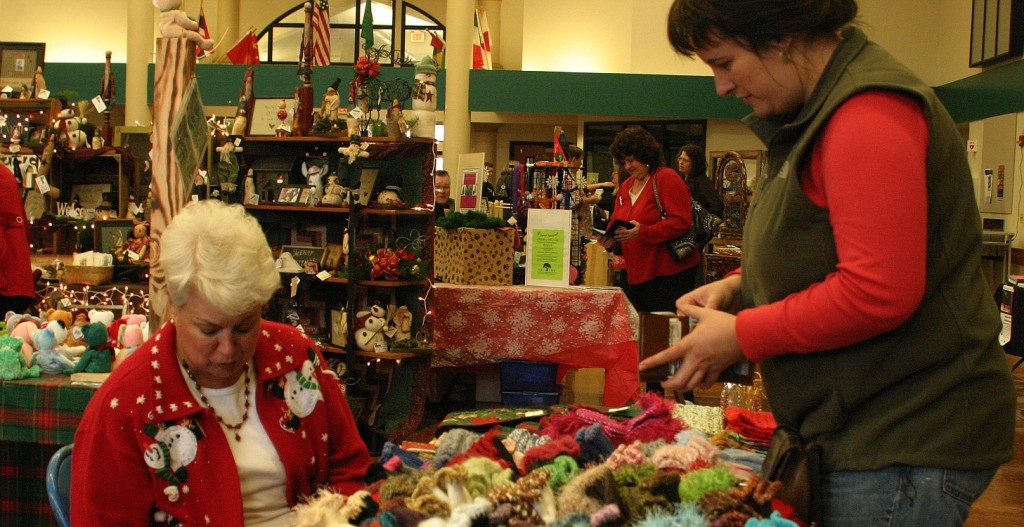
[644,1,1015,525]
[596,127,699,312]
[676,144,723,217]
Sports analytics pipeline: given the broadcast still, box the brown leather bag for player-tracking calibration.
[762,426,823,526]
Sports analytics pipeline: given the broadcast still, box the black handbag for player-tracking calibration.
[652,176,723,261]
[762,426,823,526]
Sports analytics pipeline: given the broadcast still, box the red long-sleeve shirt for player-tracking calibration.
[737,91,928,362]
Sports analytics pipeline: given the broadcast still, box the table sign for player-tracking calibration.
[525,208,571,287]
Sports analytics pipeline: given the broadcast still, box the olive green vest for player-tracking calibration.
[741,28,1015,472]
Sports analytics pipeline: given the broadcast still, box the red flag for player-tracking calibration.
[196,5,213,58]
[226,30,260,65]
[428,30,445,68]
[311,0,331,66]
[472,8,485,69]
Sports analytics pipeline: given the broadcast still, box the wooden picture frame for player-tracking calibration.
[0,42,44,90]
[93,219,135,255]
[250,97,289,137]
[281,245,326,274]
[276,184,305,204]
[323,242,345,271]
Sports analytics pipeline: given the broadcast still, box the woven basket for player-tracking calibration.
[64,265,113,286]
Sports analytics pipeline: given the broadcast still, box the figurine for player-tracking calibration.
[385,98,408,138]
[153,0,214,51]
[318,78,342,121]
[215,141,243,198]
[32,66,46,98]
[320,174,348,206]
[275,99,290,137]
[244,168,257,204]
[231,98,249,136]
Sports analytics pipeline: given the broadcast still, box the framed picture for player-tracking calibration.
[282,245,326,274]
[323,243,345,271]
[94,219,135,255]
[250,97,290,137]
[0,42,44,89]
[297,185,316,206]
[292,224,327,247]
[276,185,305,204]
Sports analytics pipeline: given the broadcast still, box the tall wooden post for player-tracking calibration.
[149,38,196,326]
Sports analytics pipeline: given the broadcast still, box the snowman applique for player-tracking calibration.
[143,421,203,503]
[278,354,324,431]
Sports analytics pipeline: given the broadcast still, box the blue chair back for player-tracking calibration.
[46,443,72,527]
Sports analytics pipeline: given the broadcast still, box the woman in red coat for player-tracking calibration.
[0,164,36,314]
[598,127,699,312]
[72,200,371,526]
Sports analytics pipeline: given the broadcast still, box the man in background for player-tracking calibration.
[433,170,454,219]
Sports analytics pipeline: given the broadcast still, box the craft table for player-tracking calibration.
[0,376,99,526]
[432,283,642,407]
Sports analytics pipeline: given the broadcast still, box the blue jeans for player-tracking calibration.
[822,466,996,526]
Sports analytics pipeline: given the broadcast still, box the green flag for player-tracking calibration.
[360,0,374,50]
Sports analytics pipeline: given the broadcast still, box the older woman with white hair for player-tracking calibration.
[72,200,371,527]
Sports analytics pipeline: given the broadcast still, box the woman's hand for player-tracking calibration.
[638,304,745,392]
[613,220,641,242]
[677,274,743,314]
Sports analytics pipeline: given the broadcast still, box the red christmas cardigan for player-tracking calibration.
[71,319,371,526]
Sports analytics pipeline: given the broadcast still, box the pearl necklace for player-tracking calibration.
[182,361,251,442]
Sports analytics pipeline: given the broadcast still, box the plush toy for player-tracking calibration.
[353,304,391,352]
[124,221,151,263]
[89,309,116,327]
[215,141,243,193]
[44,308,73,330]
[10,320,40,364]
[153,0,214,51]
[391,305,414,342]
[302,158,327,202]
[64,311,90,349]
[55,107,88,148]
[30,321,74,374]
[112,314,148,368]
[0,335,40,380]
[66,323,114,374]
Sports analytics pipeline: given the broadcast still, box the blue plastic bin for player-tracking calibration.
[500,391,561,407]
[500,360,559,393]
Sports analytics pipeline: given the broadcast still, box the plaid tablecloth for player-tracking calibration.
[0,376,98,526]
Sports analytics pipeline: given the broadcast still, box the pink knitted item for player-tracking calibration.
[605,441,648,471]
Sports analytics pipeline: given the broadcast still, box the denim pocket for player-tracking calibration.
[941,468,996,505]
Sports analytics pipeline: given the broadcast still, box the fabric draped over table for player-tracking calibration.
[432,284,642,406]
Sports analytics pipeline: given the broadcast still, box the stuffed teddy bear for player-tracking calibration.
[111,313,148,368]
[88,309,116,327]
[66,322,114,374]
[30,320,74,374]
[123,221,151,263]
[0,335,40,380]
[63,311,90,352]
[153,0,214,51]
[10,320,40,364]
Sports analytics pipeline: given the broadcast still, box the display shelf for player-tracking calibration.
[245,203,350,213]
[325,277,430,287]
[321,343,433,360]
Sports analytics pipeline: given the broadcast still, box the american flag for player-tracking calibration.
[311,0,331,66]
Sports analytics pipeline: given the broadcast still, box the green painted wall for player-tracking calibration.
[36,61,1024,122]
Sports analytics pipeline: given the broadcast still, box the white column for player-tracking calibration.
[125,0,153,126]
[443,0,473,164]
[481,0,501,68]
[217,0,240,63]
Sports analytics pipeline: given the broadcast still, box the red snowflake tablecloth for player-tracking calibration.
[432,284,642,406]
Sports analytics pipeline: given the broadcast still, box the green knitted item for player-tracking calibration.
[677,466,737,503]
[535,455,579,491]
